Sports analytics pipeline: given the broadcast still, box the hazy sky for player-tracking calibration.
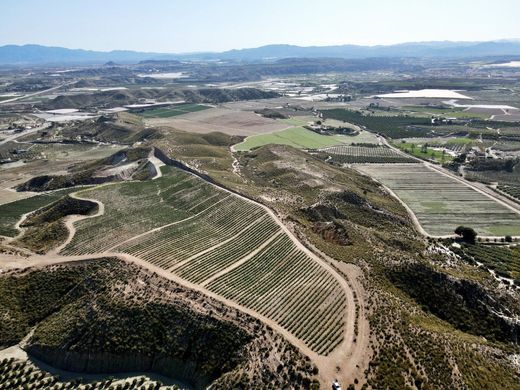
[1,0,519,52]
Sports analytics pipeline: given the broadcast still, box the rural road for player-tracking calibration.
[0,82,74,105]
[4,162,368,388]
[0,122,51,146]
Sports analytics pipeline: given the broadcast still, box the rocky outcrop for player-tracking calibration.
[388,263,520,343]
[27,347,210,389]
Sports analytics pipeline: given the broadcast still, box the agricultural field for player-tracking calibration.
[143,107,289,136]
[392,141,454,164]
[136,104,210,118]
[497,185,520,201]
[0,357,180,390]
[316,145,416,164]
[466,169,520,186]
[207,233,345,355]
[0,188,77,237]
[233,126,350,151]
[322,108,432,139]
[400,105,491,119]
[454,244,520,283]
[355,163,520,236]
[62,166,347,355]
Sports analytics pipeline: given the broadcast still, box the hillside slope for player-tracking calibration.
[0,258,318,389]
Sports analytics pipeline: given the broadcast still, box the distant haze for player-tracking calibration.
[1,0,519,53]
[2,41,520,65]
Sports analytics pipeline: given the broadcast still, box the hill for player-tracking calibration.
[0,258,318,388]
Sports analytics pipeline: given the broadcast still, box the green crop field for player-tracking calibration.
[356,164,520,236]
[322,109,431,139]
[393,142,453,164]
[401,106,491,119]
[62,166,347,355]
[0,188,78,237]
[233,126,350,151]
[137,104,210,118]
[454,244,520,283]
[208,233,345,355]
[317,145,416,164]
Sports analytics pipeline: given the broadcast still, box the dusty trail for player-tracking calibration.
[147,151,165,180]
[0,123,51,146]
[50,192,105,255]
[2,162,367,387]
[0,82,74,105]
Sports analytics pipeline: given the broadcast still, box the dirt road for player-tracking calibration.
[0,123,51,146]
[0,82,74,105]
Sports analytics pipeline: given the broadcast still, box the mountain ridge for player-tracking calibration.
[1,40,520,65]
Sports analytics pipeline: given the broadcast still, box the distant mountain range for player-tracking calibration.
[1,41,520,65]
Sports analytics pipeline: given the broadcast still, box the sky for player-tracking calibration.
[1,0,519,53]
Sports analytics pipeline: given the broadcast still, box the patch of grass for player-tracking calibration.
[393,141,453,163]
[14,221,68,254]
[0,188,77,237]
[234,126,349,151]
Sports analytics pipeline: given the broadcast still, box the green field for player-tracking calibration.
[317,145,416,164]
[401,106,491,120]
[356,164,520,236]
[393,142,453,164]
[455,244,520,282]
[233,126,351,151]
[138,104,210,118]
[0,188,78,237]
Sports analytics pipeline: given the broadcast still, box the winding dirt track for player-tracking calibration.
[4,166,369,387]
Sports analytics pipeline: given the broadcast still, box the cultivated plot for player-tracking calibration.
[0,188,78,237]
[137,104,210,118]
[233,126,350,151]
[62,166,347,355]
[356,163,520,236]
[318,145,416,164]
[144,107,289,136]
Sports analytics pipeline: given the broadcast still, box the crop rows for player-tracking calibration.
[458,244,520,282]
[0,188,77,237]
[62,167,347,355]
[63,172,229,254]
[356,164,520,236]
[174,215,281,283]
[497,185,520,201]
[207,234,346,355]
[0,357,172,390]
[319,145,415,164]
[115,197,266,269]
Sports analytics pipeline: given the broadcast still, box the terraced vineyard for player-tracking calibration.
[62,166,347,355]
[356,164,520,236]
[317,145,416,164]
[207,234,346,355]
